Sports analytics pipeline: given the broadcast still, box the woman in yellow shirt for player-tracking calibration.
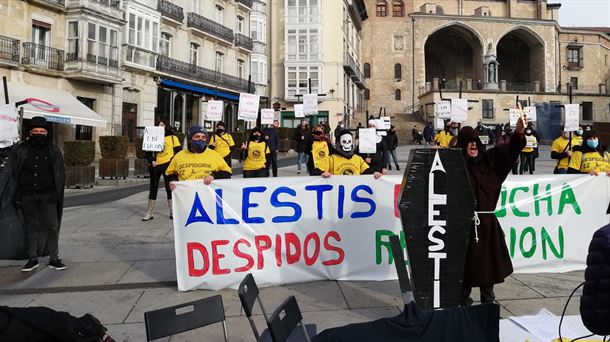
[209,121,235,168]
[306,124,333,176]
[240,127,271,178]
[142,120,182,221]
[568,131,610,176]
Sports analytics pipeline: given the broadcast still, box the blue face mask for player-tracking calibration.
[586,139,599,149]
[191,140,207,152]
[577,129,584,136]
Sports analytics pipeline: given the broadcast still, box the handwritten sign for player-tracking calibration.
[303,94,318,116]
[509,109,521,127]
[358,128,377,153]
[526,135,538,148]
[142,126,165,152]
[0,104,19,147]
[524,106,537,122]
[261,109,275,125]
[435,117,445,130]
[435,101,451,120]
[238,93,260,122]
[564,104,580,132]
[205,100,223,121]
[294,104,304,118]
[450,99,468,123]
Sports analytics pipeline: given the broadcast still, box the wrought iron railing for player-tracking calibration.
[235,0,253,8]
[158,0,184,22]
[22,42,64,71]
[0,35,20,63]
[344,53,365,88]
[157,55,249,93]
[186,12,234,43]
[234,33,253,51]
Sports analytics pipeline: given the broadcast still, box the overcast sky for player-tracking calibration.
[548,0,610,27]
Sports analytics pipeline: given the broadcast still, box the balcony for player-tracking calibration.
[0,35,20,67]
[123,45,157,69]
[28,0,65,11]
[187,12,234,44]
[234,33,253,51]
[22,43,64,72]
[343,53,365,89]
[157,55,249,93]
[235,0,253,9]
[158,0,184,23]
[64,50,121,84]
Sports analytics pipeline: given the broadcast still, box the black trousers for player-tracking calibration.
[460,284,495,306]
[148,163,171,200]
[21,193,59,260]
[519,153,535,174]
[243,168,270,178]
[223,155,232,168]
[267,151,278,177]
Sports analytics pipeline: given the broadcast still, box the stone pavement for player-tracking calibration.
[0,144,588,341]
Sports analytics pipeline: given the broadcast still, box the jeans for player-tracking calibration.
[297,152,308,172]
[387,149,399,168]
[460,284,495,306]
[148,163,172,200]
[22,193,59,260]
[267,151,278,177]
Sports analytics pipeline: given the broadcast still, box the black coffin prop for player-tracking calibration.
[398,149,476,309]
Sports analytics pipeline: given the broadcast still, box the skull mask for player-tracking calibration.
[337,132,354,158]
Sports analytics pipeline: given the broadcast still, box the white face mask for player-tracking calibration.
[340,134,353,152]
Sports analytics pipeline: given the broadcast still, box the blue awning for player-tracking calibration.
[159,79,240,101]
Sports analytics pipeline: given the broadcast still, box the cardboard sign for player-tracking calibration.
[238,93,260,122]
[525,135,538,148]
[399,149,476,309]
[206,100,223,121]
[358,128,377,153]
[303,94,318,116]
[0,104,19,147]
[509,109,521,127]
[435,101,451,120]
[142,126,165,152]
[524,106,537,122]
[294,104,304,118]
[564,104,580,132]
[450,99,468,123]
[261,109,275,125]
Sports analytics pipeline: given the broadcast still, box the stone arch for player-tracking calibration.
[496,26,546,91]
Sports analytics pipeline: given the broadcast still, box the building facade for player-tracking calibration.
[362,0,610,141]
[269,0,367,129]
[250,0,268,101]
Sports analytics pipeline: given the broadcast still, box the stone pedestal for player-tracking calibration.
[432,78,439,91]
[533,81,540,93]
[466,79,472,90]
[500,80,507,91]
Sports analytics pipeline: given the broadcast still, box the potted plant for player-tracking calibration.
[134,137,149,178]
[63,140,96,188]
[98,136,129,179]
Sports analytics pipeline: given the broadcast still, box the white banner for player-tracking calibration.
[435,101,451,120]
[564,104,580,132]
[172,175,609,291]
[206,100,223,121]
[142,126,165,152]
[303,94,318,116]
[294,104,304,118]
[261,109,275,125]
[450,99,468,123]
[0,103,19,147]
[238,93,260,122]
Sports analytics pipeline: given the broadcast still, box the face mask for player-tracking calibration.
[250,134,261,142]
[191,140,207,153]
[526,129,531,135]
[216,128,224,134]
[339,124,344,129]
[585,127,591,131]
[164,126,173,135]
[450,128,458,136]
[576,129,583,136]
[30,134,47,145]
[313,131,323,137]
[587,139,599,149]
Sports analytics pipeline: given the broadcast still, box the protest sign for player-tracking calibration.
[435,101,451,120]
[526,135,537,148]
[238,93,260,122]
[524,106,537,122]
[358,128,377,153]
[142,126,165,152]
[509,109,521,127]
[205,100,223,121]
[0,103,19,146]
[564,104,580,132]
[303,94,318,116]
[261,109,275,125]
[450,99,468,122]
[435,117,445,130]
[294,104,304,118]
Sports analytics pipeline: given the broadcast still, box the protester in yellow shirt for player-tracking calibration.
[166,126,232,188]
[209,121,235,167]
[434,121,458,148]
[240,127,271,178]
[568,131,610,176]
[142,120,182,221]
[551,125,582,174]
[321,130,381,179]
[306,124,333,176]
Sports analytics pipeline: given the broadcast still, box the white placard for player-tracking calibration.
[450,99,468,122]
[294,104,304,118]
[382,117,391,130]
[0,103,19,147]
[564,104,580,132]
[435,101,451,120]
[509,109,522,127]
[358,128,377,153]
[524,106,537,122]
[205,100,223,121]
[526,135,538,148]
[303,94,318,116]
[142,126,165,152]
[237,93,260,122]
[435,117,445,130]
[261,109,275,125]
[479,135,489,145]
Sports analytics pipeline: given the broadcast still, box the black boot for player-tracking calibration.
[396,165,400,171]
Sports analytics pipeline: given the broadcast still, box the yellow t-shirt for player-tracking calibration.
[155,135,181,165]
[551,136,582,170]
[243,141,270,171]
[165,148,232,181]
[522,135,537,153]
[434,131,453,148]
[311,140,330,171]
[210,133,235,158]
[568,150,610,174]
[327,154,370,175]
[573,135,583,147]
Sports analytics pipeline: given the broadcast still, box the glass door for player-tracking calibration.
[32,24,50,67]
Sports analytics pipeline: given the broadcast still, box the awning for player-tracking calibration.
[0,81,107,127]
[159,79,241,101]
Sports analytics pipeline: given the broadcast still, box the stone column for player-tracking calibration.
[466,79,472,90]
[432,78,439,91]
[426,82,432,92]
[600,84,607,94]
[533,81,540,93]
[500,80,507,91]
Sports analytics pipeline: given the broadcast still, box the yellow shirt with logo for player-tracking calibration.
[434,131,453,148]
[155,135,181,165]
[243,141,270,171]
[522,135,537,153]
[551,136,582,170]
[569,150,610,174]
[311,140,330,171]
[210,133,235,158]
[327,154,370,175]
[165,148,232,181]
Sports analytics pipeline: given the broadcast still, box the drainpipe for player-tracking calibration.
[111,84,116,135]
[411,16,416,115]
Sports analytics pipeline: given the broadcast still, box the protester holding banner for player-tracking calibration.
[305,124,333,176]
[292,120,310,174]
[241,127,271,178]
[519,127,538,175]
[358,119,388,174]
[262,120,280,177]
[456,115,526,306]
[551,125,581,174]
[208,121,235,168]
[166,126,231,186]
[568,130,610,175]
[142,121,181,221]
[322,130,381,179]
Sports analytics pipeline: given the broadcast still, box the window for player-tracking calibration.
[286,28,320,60]
[393,35,403,50]
[160,32,171,57]
[215,5,224,25]
[394,63,401,80]
[364,88,370,100]
[76,97,94,140]
[286,65,320,97]
[98,26,108,65]
[109,30,118,66]
[87,23,96,62]
[251,56,267,84]
[376,0,387,17]
[364,63,370,78]
[582,102,593,121]
[126,10,159,52]
[237,16,244,34]
[85,23,117,66]
[67,21,78,61]
[215,51,224,72]
[482,99,494,119]
[128,14,135,45]
[190,42,199,65]
[567,46,582,69]
[395,89,401,101]
[392,0,404,17]
[250,16,266,43]
[570,77,578,90]
[237,59,244,79]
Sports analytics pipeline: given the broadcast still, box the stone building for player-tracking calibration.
[362,0,610,142]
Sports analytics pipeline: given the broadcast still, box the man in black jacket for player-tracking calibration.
[292,120,310,174]
[10,117,66,272]
[263,120,280,177]
[386,125,399,170]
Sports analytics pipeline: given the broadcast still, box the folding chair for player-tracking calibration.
[238,273,270,342]
[389,235,415,305]
[144,294,229,341]
[267,295,311,342]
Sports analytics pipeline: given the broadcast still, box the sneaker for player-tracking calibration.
[21,259,39,272]
[48,259,67,271]
[297,170,301,174]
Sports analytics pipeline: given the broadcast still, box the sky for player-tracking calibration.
[548,0,610,27]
